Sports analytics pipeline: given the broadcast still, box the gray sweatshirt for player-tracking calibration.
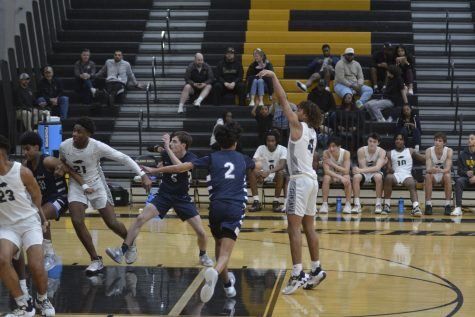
[96,59,137,86]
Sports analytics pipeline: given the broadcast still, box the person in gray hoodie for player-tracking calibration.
[334,48,373,109]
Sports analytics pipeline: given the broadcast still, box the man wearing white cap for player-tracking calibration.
[334,48,373,109]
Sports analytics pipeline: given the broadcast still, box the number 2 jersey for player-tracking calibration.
[193,150,255,206]
[26,154,67,205]
[0,162,38,225]
[59,138,143,186]
[159,151,197,196]
[287,122,318,180]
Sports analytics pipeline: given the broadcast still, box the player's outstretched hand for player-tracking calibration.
[42,220,49,234]
[141,175,152,193]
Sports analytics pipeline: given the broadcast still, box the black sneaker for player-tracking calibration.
[249,200,261,212]
[381,204,391,215]
[7,297,35,316]
[272,201,281,212]
[304,267,327,290]
[444,205,452,216]
[425,204,433,215]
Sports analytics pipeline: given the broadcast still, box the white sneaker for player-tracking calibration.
[343,203,352,214]
[85,257,104,273]
[319,202,329,214]
[200,267,218,303]
[124,244,137,264]
[44,253,57,271]
[34,298,55,317]
[249,99,255,106]
[351,204,362,214]
[296,81,307,92]
[282,271,308,295]
[105,247,124,264]
[193,98,202,107]
[450,207,462,216]
[177,104,184,114]
[303,267,326,290]
[375,204,382,214]
[199,253,214,267]
[325,86,331,92]
[408,88,414,95]
[224,272,236,298]
[90,87,97,97]
[6,298,35,317]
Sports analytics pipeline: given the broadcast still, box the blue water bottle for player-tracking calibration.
[398,197,405,213]
[336,197,342,213]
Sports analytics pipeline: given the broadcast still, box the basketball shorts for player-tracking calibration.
[208,200,245,241]
[148,191,198,221]
[68,178,113,210]
[286,176,319,217]
[0,213,43,260]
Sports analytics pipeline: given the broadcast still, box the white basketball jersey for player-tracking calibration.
[391,148,412,174]
[60,138,142,185]
[253,144,287,171]
[0,162,38,225]
[329,148,347,175]
[364,146,383,167]
[287,122,317,179]
[430,146,448,169]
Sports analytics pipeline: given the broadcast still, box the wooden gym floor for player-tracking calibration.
[0,206,473,316]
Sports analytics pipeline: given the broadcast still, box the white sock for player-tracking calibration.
[292,263,303,276]
[178,103,184,107]
[426,201,432,206]
[196,97,203,103]
[384,199,391,206]
[15,295,27,307]
[43,239,54,255]
[37,293,47,301]
[311,261,321,271]
[273,197,279,202]
[19,279,28,294]
[376,197,382,205]
[445,200,451,206]
[253,195,259,201]
[354,197,360,206]
[413,201,419,208]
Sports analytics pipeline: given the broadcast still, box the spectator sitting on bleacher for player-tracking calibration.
[395,104,422,151]
[251,104,274,144]
[328,93,360,137]
[213,47,245,107]
[249,130,287,212]
[296,44,339,93]
[364,65,408,122]
[246,48,274,106]
[37,66,69,119]
[95,50,142,108]
[394,44,415,95]
[15,73,38,132]
[334,48,373,109]
[307,79,336,115]
[452,133,475,216]
[319,136,352,214]
[370,42,395,93]
[210,111,233,151]
[178,53,214,113]
[272,100,297,146]
[74,48,97,104]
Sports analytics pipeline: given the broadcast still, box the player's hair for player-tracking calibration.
[433,132,447,143]
[265,129,280,144]
[328,135,342,147]
[393,132,407,144]
[322,44,330,50]
[75,117,96,134]
[171,131,192,150]
[0,135,10,153]
[215,121,242,149]
[367,132,381,142]
[20,131,43,148]
[297,100,321,129]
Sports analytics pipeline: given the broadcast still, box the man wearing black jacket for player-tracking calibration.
[37,66,69,119]
[452,133,475,216]
[213,47,245,106]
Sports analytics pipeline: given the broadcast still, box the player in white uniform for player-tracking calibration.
[249,129,287,212]
[0,135,55,317]
[425,132,453,215]
[260,70,326,295]
[59,118,151,273]
[383,133,425,216]
[320,136,352,214]
[352,133,387,214]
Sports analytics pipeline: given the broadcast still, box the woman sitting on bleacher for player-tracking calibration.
[394,44,415,95]
[395,104,422,151]
[246,48,274,106]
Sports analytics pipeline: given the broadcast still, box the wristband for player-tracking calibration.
[82,184,90,190]
[139,171,146,177]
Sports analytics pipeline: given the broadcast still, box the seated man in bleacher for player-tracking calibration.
[15,73,45,132]
[249,130,287,212]
[307,79,336,115]
[383,133,425,216]
[352,133,387,214]
[452,133,475,216]
[424,132,453,215]
[370,42,395,93]
[213,47,246,107]
[37,66,69,119]
[320,136,352,214]
[364,65,408,122]
[74,48,97,105]
[178,53,214,113]
[296,44,339,93]
[95,50,142,107]
[334,48,373,109]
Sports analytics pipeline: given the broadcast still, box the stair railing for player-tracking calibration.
[138,110,143,155]
[445,10,450,54]
[453,85,460,132]
[166,9,171,53]
[152,56,158,102]
[160,30,166,77]
[145,82,151,129]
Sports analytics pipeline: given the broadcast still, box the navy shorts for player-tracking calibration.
[148,191,198,221]
[44,195,68,220]
[208,200,245,241]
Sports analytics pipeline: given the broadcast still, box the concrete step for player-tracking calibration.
[416,68,475,80]
[149,10,208,20]
[414,33,475,43]
[152,1,210,10]
[415,56,475,67]
[411,1,470,11]
[417,94,475,102]
[139,43,201,53]
[143,31,203,41]
[415,44,475,56]
[146,21,206,31]
[413,22,473,32]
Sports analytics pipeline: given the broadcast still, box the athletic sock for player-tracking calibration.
[426,200,432,206]
[311,261,321,272]
[354,197,360,206]
[253,195,259,201]
[292,263,303,276]
[445,200,451,206]
[384,199,391,206]
[376,197,382,205]
[37,293,47,301]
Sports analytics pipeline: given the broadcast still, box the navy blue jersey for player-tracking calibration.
[193,150,255,205]
[26,154,67,204]
[159,151,197,196]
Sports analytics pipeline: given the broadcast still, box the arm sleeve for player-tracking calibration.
[335,61,350,87]
[356,63,364,85]
[215,61,224,83]
[126,63,138,86]
[96,142,143,175]
[253,146,263,159]
[204,64,215,84]
[184,63,194,85]
[457,153,468,177]
[279,146,288,160]
[191,156,210,168]
[236,63,243,83]
[90,62,97,79]
[307,57,320,73]
[73,61,81,79]
[95,63,107,78]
